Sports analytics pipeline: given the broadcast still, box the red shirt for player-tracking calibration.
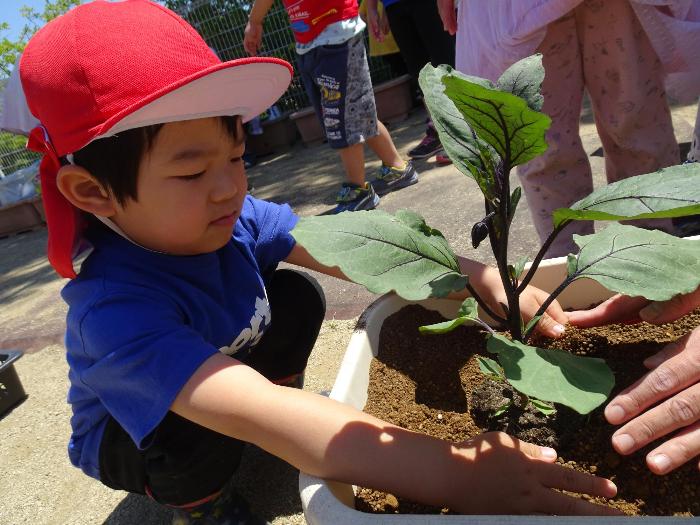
[281,0,359,44]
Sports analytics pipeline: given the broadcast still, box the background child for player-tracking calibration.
[244,0,418,213]
[22,1,619,523]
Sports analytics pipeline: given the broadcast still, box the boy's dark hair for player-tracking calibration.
[71,115,243,206]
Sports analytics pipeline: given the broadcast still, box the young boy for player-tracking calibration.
[21,2,619,523]
[244,0,418,214]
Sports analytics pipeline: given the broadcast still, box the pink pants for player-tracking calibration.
[518,0,680,257]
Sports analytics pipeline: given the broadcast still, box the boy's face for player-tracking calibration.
[110,117,247,255]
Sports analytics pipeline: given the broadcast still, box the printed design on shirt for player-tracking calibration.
[286,0,310,32]
[219,295,271,356]
[312,8,338,26]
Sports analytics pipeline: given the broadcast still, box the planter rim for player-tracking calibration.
[373,74,412,92]
[299,251,699,524]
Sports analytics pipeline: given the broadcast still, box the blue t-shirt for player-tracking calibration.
[61,196,298,480]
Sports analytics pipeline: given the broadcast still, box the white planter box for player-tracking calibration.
[299,255,695,524]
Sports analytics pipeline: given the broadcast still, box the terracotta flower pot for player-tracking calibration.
[290,107,325,148]
[0,197,45,237]
[373,74,413,125]
[246,115,300,157]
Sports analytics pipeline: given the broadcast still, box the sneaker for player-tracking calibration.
[171,489,269,525]
[371,161,418,196]
[435,151,452,166]
[408,132,442,159]
[332,183,380,213]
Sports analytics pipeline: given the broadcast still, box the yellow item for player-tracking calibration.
[358,0,400,57]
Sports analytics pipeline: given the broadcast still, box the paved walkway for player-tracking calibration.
[0,102,697,524]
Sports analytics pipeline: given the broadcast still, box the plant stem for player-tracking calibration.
[489,169,522,341]
[517,221,569,294]
[474,317,496,335]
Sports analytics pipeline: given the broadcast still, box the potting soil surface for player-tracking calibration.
[356,305,700,516]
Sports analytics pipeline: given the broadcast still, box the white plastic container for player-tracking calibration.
[299,255,696,524]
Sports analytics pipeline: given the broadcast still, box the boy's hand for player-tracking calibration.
[244,20,264,56]
[449,432,620,515]
[474,264,568,338]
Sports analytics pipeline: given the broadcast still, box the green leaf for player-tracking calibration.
[553,164,700,227]
[523,314,543,338]
[442,74,551,169]
[509,186,522,220]
[509,256,528,281]
[418,64,497,197]
[569,223,700,301]
[477,356,505,379]
[458,297,479,318]
[420,317,469,334]
[420,297,479,335]
[291,211,467,300]
[530,398,556,416]
[487,333,614,414]
[496,54,545,111]
[494,401,512,417]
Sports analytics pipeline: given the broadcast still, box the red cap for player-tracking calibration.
[20,0,293,278]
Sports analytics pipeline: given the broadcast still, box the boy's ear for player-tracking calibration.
[56,164,117,217]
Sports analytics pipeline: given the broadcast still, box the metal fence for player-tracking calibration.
[0,132,38,177]
[167,0,396,116]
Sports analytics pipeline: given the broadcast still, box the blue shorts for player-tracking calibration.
[297,34,379,149]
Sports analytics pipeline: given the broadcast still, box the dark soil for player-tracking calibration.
[355,304,700,516]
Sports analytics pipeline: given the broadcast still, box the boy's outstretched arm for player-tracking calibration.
[285,246,568,337]
[171,354,619,515]
[244,0,275,56]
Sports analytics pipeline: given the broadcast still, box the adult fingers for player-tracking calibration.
[646,419,700,475]
[643,331,693,369]
[605,338,700,426]
[610,382,700,457]
[534,488,622,516]
[567,294,649,328]
[640,286,700,324]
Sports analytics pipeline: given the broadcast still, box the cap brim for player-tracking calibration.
[98,57,293,139]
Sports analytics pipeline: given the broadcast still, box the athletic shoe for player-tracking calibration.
[371,161,419,196]
[408,132,442,159]
[171,488,269,525]
[332,183,380,213]
[435,151,452,166]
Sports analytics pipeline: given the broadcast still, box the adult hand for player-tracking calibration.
[437,0,458,35]
[243,20,263,56]
[569,288,700,474]
[607,327,700,474]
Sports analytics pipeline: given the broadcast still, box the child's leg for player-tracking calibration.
[516,12,594,257]
[242,269,326,387]
[99,411,246,505]
[579,0,679,232]
[365,120,403,168]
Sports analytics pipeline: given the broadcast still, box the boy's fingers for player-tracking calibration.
[538,462,617,499]
[535,488,622,516]
[567,294,648,328]
[518,441,558,462]
[536,312,566,338]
